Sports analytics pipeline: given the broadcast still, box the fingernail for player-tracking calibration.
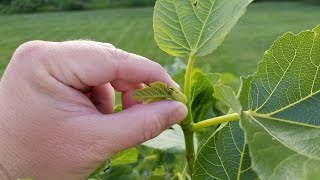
[171,101,188,123]
[172,80,180,89]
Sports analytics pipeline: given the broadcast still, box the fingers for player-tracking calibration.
[121,89,140,110]
[64,40,115,49]
[84,101,188,154]
[111,80,143,92]
[10,40,178,92]
[89,83,115,114]
[111,80,143,109]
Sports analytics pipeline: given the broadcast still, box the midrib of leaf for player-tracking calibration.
[311,35,319,92]
[247,111,320,129]
[156,1,191,51]
[157,27,190,50]
[192,0,215,54]
[196,13,234,53]
[237,143,246,180]
[260,90,320,116]
[311,64,319,92]
[253,33,307,112]
[195,1,249,53]
[247,114,320,160]
[172,0,193,51]
[172,0,226,55]
[154,0,252,57]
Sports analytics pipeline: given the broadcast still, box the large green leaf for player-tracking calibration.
[142,125,185,153]
[240,25,320,180]
[193,78,258,180]
[193,121,258,180]
[153,0,253,57]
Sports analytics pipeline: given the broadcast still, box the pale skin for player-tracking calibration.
[0,40,188,180]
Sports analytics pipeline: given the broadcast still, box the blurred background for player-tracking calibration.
[0,0,320,81]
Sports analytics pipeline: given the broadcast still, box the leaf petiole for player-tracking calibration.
[192,113,240,132]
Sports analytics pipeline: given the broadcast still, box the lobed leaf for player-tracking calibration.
[193,78,258,180]
[193,121,258,180]
[240,25,320,180]
[153,0,253,57]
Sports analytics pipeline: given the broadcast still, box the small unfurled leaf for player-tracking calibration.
[132,81,187,104]
[110,147,139,166]
[191,70,221,123]
[214,84,242,114]
[153,0,253,57]
[240,25,320,179]
[190,70,223,150]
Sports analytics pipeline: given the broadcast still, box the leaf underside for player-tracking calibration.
[153,0,253,57]
[194,120,258,180]
[132,81,172,101]
[240,25,320,180]
[142,125,185,153]
[132,81,187,104]
[193,77,258,180]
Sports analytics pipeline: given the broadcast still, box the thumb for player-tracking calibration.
[85,101,188,154]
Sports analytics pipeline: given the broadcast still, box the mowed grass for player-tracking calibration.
[0,2,320,77]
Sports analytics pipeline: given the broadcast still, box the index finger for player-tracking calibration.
[12,40,179,91]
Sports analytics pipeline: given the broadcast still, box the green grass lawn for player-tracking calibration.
[0,2,320,78]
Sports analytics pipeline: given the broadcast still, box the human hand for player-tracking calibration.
[0,41,188,180]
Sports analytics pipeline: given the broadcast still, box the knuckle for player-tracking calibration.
[13,40,45,61]
[114,48,130,61]
[8,41,51,86]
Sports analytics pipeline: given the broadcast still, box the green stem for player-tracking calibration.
[181,55,196,174]
[192,113,239,132]
[184,55,195,103]
[183,130,195,172]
